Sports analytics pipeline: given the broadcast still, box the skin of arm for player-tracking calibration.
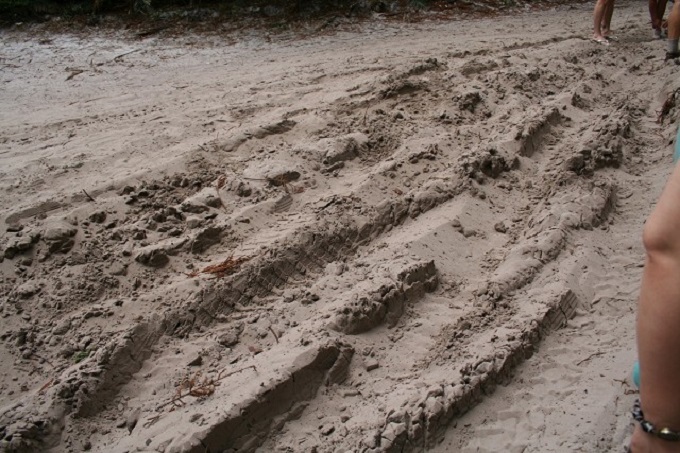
[631,163,680,452]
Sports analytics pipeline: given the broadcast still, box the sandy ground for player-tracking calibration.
[1,1,680,451]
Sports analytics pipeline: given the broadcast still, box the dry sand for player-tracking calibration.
[1,1,679,451]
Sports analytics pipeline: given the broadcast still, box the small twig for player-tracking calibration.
[66,69,84,81]
[156,392,188,411]
[142,414,161,429]
[69,96,106,106]
[38,378,54,394]
[28,352,55,369]
[576,351,605,366]
[112,49,140,62]
[82,189,96,202]
[613,378,629,387]
[217,365,257,380]
[156,365,257,411]
[268,326,279,344]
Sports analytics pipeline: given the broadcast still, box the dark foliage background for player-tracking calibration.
[1,0,576,35]
[0,0,443,22]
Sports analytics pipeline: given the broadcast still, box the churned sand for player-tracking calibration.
[1,1,677,451]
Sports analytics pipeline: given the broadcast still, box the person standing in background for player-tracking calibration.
[593,0,616,44]
[650,0,669,38]
[666,0,680,58]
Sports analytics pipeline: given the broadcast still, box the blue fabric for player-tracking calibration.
[674,123,680,163]
[633,361,641,388]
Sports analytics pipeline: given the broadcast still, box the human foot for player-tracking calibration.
[591,35,610,45]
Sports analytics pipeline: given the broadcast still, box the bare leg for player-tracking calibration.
[593,0,609,39]
[670,0,680,40]
[601,0,615,36]
[650,0,660,28]
[650,0,664,29]
[658,0,669,24]
[631,163,680,452]
[667,0,680,56]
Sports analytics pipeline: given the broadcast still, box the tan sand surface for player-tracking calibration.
[1,1,678,451]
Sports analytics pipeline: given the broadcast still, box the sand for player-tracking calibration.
[1,1,678,451]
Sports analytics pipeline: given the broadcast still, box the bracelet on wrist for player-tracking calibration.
[633,399,680,442]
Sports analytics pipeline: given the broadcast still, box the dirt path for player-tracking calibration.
[1,1,679,452]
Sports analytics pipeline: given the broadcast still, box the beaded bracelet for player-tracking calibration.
[633,399,680,442]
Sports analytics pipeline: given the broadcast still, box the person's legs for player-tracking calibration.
[601,0,616,36]
[667,0,680,56]
[651,0,668,28]
[651,0,662,28]
[658,0,669,23]
[593,0,609,40]
[651,0,669,37]
[631,162,680,453]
